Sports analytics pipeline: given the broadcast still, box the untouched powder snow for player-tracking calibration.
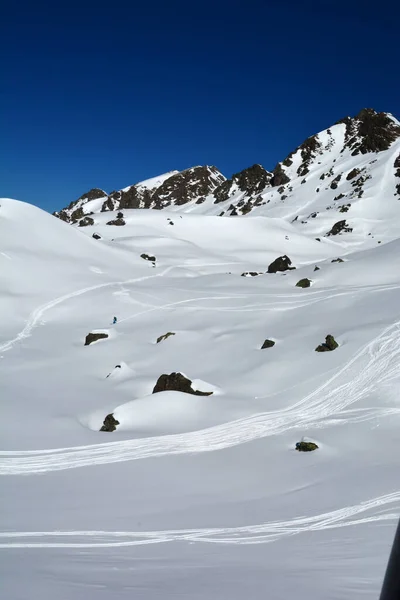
[1,197,400,599]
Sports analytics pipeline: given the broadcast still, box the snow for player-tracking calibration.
[124,170,180,192]
[1,189,400,599]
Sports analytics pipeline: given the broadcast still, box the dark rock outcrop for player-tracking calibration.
[241,271,263,277]
[326,220,353,236]
[156,332,175,344]
[331,257,344,263]
[267,255,295,273]
[261,339,275,349]
[342,109,400,156]
[152,166,224,208]
[296,278,312,288]
[141,253,156,262]
[270,163,290,187]
[84,332,109,346]
[295,441,318,452]
[79,216,94,227]
[346,168,360,180]
[92,233,101,240]
[152,372,213,396]
[315,335,339,352]
[106,217,125,226]
[100,413,120,432]
[214,164,272,204]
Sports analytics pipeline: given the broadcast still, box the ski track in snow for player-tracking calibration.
[2,318,400,475]
[1,491,398,548]
[3,261,400,548]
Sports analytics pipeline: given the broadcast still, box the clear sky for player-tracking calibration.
[1,0,398,213]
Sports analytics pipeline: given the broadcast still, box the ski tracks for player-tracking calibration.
[2,318,400,475]
[1,491,398,548]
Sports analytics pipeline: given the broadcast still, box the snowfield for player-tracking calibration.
[1,191,400,599]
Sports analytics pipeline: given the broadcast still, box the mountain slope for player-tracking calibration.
[2,194,400,598]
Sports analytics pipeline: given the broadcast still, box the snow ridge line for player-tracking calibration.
[0,491,398,548]
[1,317,400,475]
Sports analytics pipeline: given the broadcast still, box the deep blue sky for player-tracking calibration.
[1,0,398,213]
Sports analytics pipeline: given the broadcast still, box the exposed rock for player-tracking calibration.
[92,233,101,240]
[296,278,312,288]
[339,204,351,213]
[330,174,342,189]
[295,441,318,452]
[79,216,94,227]
[346,168,360,180]
[100,413,120,432]
[241,271,263,277]
[314,265,320,271]
[152,166,225,208]
[106,217,126,226]
[141,253,156,262]
[267,255,295,273]
[152,372,213,396]
[261,339,275,349]
[270,163,290,187]
[326,220,353,236]
[213,164,272,204]
[334,193,346,201]
[315,335,339,352]
[395,153,400,195]
[53,188,107,223]
[343,109,400,155]
[156,332,175,344]
[84,332,108,346]
[331,258,344,263]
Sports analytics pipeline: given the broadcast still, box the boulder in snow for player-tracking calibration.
[261,339,275,349]
[296,278,312,288]
[295,441,318,452]
[84,332,109,346]
[315,335,339,352]
[100,413,120,432]
[152,372,213,396]
[267,255,295,273]
[156,332,175,344]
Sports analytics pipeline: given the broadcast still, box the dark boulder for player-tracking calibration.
[241,272,262,277]
[261,339,275,349]
[100,413,120,432]
[84,332,109,346]
[295,441,318,452]
[296,278,312,288]
[92,233,101,240]
[314,265,320,271]
[315,335,339,352]
[326,220,353,236]
[331,257,344,263]
[156,332,175,344]
[152,372,213,396]
[106,217,126,226]
[346,168,360,180]
[267,255,295,273]
[141,253,156,262]
[79,216,94,227]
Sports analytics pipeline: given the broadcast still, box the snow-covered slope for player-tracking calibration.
[2,190,400,598]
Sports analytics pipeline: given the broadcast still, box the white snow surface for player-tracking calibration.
[2,195,400,599]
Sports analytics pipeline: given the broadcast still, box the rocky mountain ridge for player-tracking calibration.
[54,109,400,245]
